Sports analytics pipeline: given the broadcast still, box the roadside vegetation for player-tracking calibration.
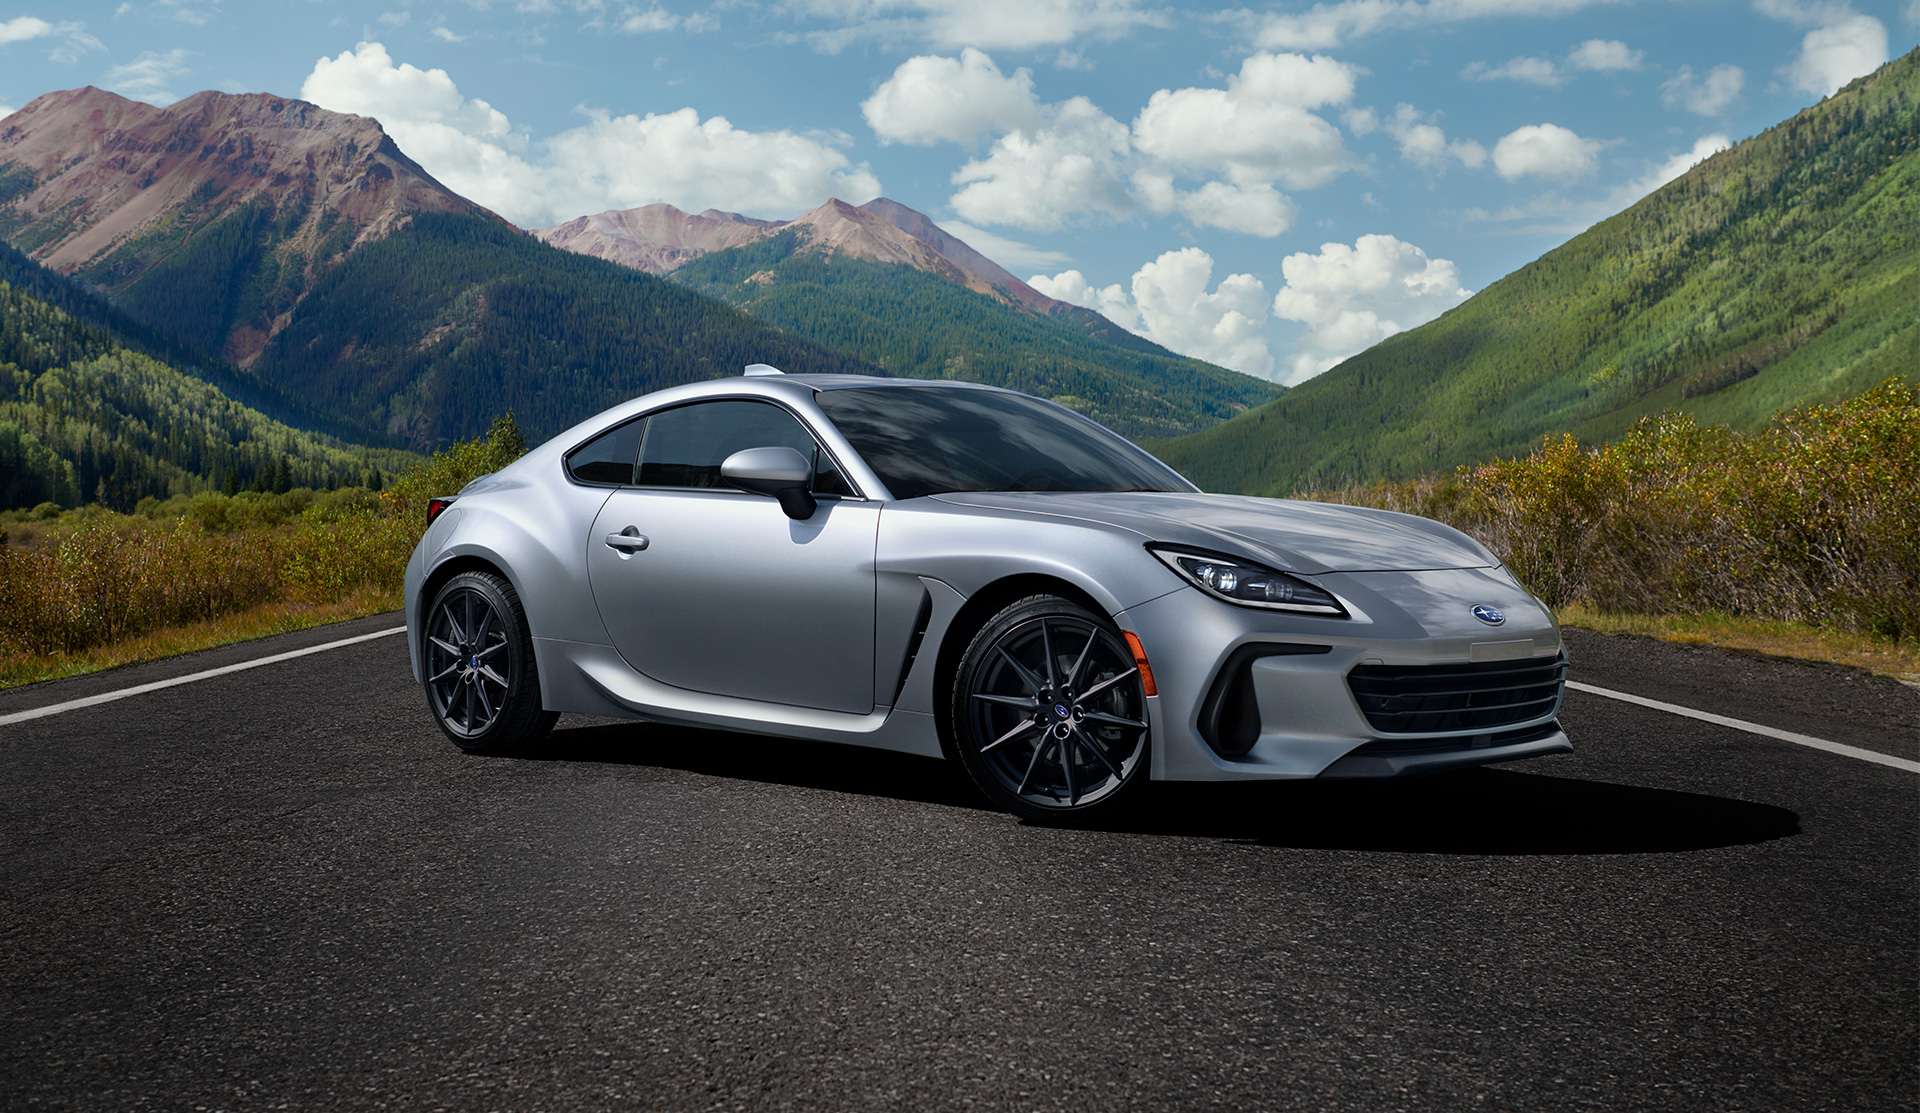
[4,383,1916,690]
[0,414,524,688]
[1304,379,1920,675]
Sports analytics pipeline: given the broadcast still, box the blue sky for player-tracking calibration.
[1,1,1910,383]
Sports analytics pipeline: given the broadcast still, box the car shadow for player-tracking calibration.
[522,720,1800,855]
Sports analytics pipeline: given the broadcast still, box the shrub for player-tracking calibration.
[1312,379,1920,641]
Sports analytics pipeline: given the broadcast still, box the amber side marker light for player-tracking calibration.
[426,497,456,525]
[1122,630,1158,697]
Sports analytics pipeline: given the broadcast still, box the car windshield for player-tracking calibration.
[815,386,1193,500]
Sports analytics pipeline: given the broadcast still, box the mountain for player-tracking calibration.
[1151,49,1919,495]
[0,86,502,368]
[535,196,1070,312]
[0,250,413,511]
[538,196,1281,438]
[0,87,883,449]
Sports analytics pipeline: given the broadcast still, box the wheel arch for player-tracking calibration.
[928,572,1111,761]
[416,553,518,666]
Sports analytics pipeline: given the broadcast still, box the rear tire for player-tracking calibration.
[949,595,1151,823]
[422,571,557,754]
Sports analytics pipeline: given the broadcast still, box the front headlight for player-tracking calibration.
[1148,545,1348,617]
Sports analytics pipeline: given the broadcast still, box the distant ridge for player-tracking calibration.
[534,196,1075,317]
[0,86,505,367]
[1153,49,1920,495]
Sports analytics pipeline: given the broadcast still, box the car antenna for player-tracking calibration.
[743,363,785,377]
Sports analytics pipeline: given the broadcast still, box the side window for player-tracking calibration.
[565,418,645,486]
[636,399,855,496]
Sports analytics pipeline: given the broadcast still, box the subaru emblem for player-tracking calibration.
[1471,605,1505,626]
[1054,703,1071,719]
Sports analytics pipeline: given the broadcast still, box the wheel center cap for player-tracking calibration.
[1053,703,1071,720]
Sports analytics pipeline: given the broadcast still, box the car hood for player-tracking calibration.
[928,491,1496,575]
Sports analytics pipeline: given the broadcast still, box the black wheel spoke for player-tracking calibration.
[972,692,1036,710]
[440,603,467,646]
[963,603,1148,815]
[429,634,462,656]
[995,645,1048,694]
[981,718,1038,754]
[1063,634,1095,689]
[476,663,509,689]
[1072,724,1124,778]
[427,662,461,683]
[1015,739,1051,796]
[1082,709,1147,731]
[1072,667,1138,705]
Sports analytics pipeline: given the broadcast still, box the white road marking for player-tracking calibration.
[0,626,407,729]
[1566,679,1920,774]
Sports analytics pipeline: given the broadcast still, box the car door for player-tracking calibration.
[585,397,880,715]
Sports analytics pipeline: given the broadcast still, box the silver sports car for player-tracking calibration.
[405,367,1570,820]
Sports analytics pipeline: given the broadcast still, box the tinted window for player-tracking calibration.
[636,399,853,496]
[565,418,645,485]
[815,387,1189,500]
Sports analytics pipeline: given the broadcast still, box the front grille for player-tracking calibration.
[1346,653,1567,734]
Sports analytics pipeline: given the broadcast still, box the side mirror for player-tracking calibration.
[720,446,817,520]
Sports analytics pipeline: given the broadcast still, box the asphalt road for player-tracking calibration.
[2,615,1915,1112]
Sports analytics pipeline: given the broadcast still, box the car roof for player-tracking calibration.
[773,374,1009,393]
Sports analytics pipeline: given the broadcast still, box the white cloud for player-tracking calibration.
[948,96,1134,230]
[929,50,1357,238]
[1054,48,1093,70]
[862,48,1042,145]
[377,11,410,27]
[620,7,720,33]
[938,221,1072,268]
[1755,1,1889,97]
[1270,233,1471,384]
[1462,134,1733,235]
[1383,104,1485,169]
[1491,123,1601,180]
[1627,134,1731,197]
[1464,55,1563,86]
[1035,248,1274,377]
[300,41,880,227]
[788,0,1161,52]
[1131,249,1272,377]
[1567,38,1641,71]
[1662,64,1745,115]
[0,103,15,119]
[1256,0,1621,50]
[104,48,195,105]
[0,15,54,42]
[1131,52,1358,190]
[1,15,102,63]
[1786,14,1888,96]
[1028,268,1139,325]
[431,26,467,43]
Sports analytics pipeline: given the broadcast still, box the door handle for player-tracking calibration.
[604,527,649,552]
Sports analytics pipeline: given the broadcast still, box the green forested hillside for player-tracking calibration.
[1154,49,1919,495]
[671,232,1281,439]
[0,276,414,511]
[252,213,884,446]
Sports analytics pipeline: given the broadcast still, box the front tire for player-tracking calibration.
[422,571,557,754]
[950,595,1151,822]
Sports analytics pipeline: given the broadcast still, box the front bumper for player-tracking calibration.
[1118,567,1572,782]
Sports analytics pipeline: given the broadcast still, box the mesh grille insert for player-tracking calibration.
[1347,653,1567,734]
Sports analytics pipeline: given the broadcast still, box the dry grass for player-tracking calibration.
[0,415,524,691]
[0,588,402,689]
[1556,604,1920,682]
[1307,379,1919,660]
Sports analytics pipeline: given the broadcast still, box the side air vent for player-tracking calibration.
[892,591,934,705]
[1346,653,1567,734]
[1198,644,1332,758]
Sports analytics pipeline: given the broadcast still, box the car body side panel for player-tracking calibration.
[405,474,617,685]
